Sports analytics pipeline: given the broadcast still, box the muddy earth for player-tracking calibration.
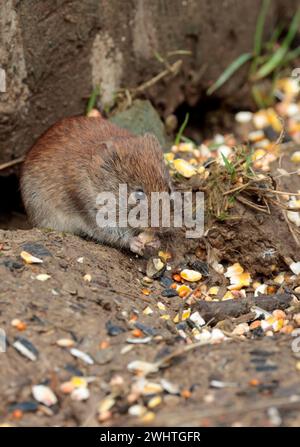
[0,147,300,427]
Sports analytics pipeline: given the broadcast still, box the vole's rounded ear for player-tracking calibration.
[91,140,117,167]
[142,133,162,151]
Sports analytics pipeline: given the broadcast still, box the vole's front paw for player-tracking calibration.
[129,236,145,256]
[129,234,161,257]
[142,239,161,258]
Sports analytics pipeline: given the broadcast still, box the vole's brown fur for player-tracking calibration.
[20,116,171,254]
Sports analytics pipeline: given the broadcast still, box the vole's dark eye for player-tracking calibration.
[134,189,146,201]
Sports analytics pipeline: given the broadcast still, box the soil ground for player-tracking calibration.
[1,149,300,427]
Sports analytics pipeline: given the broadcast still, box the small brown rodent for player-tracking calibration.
[20,116,171,255]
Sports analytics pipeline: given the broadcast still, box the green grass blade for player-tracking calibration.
[282,46,300,65]
[181,135,195,144]
[221,153,235,176]
[267,23,285,49]
[254,0,271,56]
[255,9,300,80]
[86,85,100,115]
[174,113,189,145]
[207,53,253,95]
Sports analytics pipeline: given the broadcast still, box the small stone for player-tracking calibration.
[62,282,77,295]
[21,243,51,258]
[161,288,178,297]
[255,364,277,371]
[110,99,167,147]
[1,258,23,271]
[134,322,158,336]
[9,401,38,414]
[160,277,173,288]
[106,320,126,336]
[189,260,209,276]
[263,126,279,142]
[94,347,115,365]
